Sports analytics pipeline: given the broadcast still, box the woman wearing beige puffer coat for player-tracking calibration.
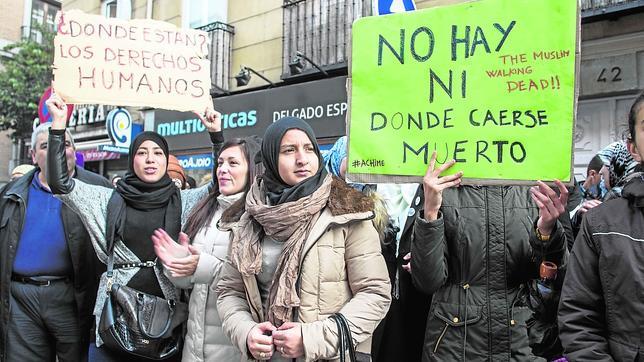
[217,117,391,362]
[152,137,262,362]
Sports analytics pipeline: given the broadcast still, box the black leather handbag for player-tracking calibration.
[98,240,188,360]
[330,313,370,362]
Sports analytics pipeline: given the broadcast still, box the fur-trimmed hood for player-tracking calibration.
[361,186,390,244]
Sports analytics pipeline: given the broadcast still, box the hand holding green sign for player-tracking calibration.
[348,0,579,184]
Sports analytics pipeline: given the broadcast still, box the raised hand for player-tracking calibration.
[530,180,569,236]
[45,92,68,130]
[422,151,463,220]
[194,105,222,133]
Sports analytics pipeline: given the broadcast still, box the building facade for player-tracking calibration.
[576,0,644,178]
[0,0,62,184]
[59,0,644,183]
[0,0,26,184]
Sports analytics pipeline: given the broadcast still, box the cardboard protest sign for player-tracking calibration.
[348,0,579,184]
[53,10,212,112]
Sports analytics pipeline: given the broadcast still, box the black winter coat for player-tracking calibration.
[558,175,644,361]
[0,167,110,361]
[411,185,567,361]
[372,186,431,362]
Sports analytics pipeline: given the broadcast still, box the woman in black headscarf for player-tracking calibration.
[45,94,222,361]
[217,117,391,361]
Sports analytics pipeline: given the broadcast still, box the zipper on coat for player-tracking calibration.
[462,283,470,362]
[433,322,450,353]
[455,208,466,309]
[11,196,26,262]
[484,187,493,355]
[292,216,374,354]
[293,220,345,322]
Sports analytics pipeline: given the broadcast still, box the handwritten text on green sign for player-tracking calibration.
[349,0,577,182]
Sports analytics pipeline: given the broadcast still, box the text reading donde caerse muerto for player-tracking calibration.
[348,0,577,182]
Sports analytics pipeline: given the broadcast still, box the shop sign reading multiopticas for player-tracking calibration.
[157,110,258,137]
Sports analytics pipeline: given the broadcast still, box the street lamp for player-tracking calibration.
[288,51,329,76]
[234,66,275,87]
[211,84,230,95]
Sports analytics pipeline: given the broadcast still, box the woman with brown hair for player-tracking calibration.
[152,137,262,362]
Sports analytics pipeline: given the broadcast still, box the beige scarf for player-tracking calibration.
[228,174,333,325]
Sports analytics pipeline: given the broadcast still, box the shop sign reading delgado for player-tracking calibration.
[348,0,579,184]
[52,10,212,112]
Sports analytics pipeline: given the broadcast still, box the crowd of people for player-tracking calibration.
[0,91,641,362]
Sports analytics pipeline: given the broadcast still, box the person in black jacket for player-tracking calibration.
[411,151,569,361]
[322,136,430,362]
[558,92,644,361]
[0,122,110,362]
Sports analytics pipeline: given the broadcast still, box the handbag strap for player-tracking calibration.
[114,261,157,269]
[332,316,346,362]
[106,230,116,292]
[338,314,356,362]
[331,313,356,362]
[136,294,177,339]
[105,192,121,292]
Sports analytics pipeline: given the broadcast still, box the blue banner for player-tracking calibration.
[176,153,213,170]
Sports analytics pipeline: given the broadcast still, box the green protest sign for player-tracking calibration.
[348,0,579,184]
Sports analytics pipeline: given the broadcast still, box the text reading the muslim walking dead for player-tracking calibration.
[53,10,212,112]
[348,0,577,183]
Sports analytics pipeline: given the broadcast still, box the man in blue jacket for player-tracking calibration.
[0,122,110,362]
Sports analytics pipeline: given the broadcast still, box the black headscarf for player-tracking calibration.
[108,132,181,248]
[261,117,328,205]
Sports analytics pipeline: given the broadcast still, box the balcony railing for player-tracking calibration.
[581,0,644,17]
[282,0,373,78]
[197,21,234,94]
